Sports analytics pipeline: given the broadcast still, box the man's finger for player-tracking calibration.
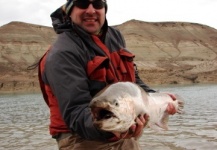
[166,103,176,115]
[143,114,149,127]
[167,93,176,101]
[133,118,143,137]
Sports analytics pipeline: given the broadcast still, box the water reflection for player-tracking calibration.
[0,84,217,150]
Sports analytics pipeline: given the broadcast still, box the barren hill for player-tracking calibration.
[116,20,217,85]
[0,22,56,92]
[0,20,217,93]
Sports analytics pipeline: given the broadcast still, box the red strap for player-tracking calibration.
[91,35,111,58]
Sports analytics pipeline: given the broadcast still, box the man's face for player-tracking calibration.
[70,0,106,35]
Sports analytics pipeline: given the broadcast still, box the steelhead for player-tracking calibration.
[89,82,184,133]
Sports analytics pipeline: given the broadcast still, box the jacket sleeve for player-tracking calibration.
[114,28,156,93]
[134,65,156,93]
[44,41,113,140]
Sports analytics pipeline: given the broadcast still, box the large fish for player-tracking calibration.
[89,82,184,133]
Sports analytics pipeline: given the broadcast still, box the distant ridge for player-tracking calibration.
[0,20,217,92]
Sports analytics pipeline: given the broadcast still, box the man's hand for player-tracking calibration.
[165,93,184,115]
[166,102,177,115]
[111,114,149,140]
[164,93,177,115]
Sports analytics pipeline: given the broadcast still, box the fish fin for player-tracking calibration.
[154,113,169,130]
[175,94,185,107]
[148,123,166,131]
[156,121,168,130]
[175,94,185,114]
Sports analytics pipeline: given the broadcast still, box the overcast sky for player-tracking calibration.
[0,0,216,29]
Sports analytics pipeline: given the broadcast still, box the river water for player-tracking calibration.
[0,84,216,150]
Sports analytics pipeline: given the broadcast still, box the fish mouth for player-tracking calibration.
[91,107,116,121]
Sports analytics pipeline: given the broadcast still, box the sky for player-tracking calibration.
[0,0,217,29]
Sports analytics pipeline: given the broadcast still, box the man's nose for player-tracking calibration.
[86,4,96,14]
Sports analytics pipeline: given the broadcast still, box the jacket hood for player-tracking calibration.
[50,6,108,35]
[50,6,72,34]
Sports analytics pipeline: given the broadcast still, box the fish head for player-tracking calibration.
[89,94,136,133]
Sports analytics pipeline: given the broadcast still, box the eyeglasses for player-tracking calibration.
[74,0,106,9]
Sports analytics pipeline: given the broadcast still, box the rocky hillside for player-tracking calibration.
[0,22,56,92]
[0,20,217,93]
[116,20,217,85]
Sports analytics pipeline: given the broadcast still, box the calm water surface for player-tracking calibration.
[0,84,217,150]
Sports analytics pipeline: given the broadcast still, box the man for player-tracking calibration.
[38,0,156,149]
